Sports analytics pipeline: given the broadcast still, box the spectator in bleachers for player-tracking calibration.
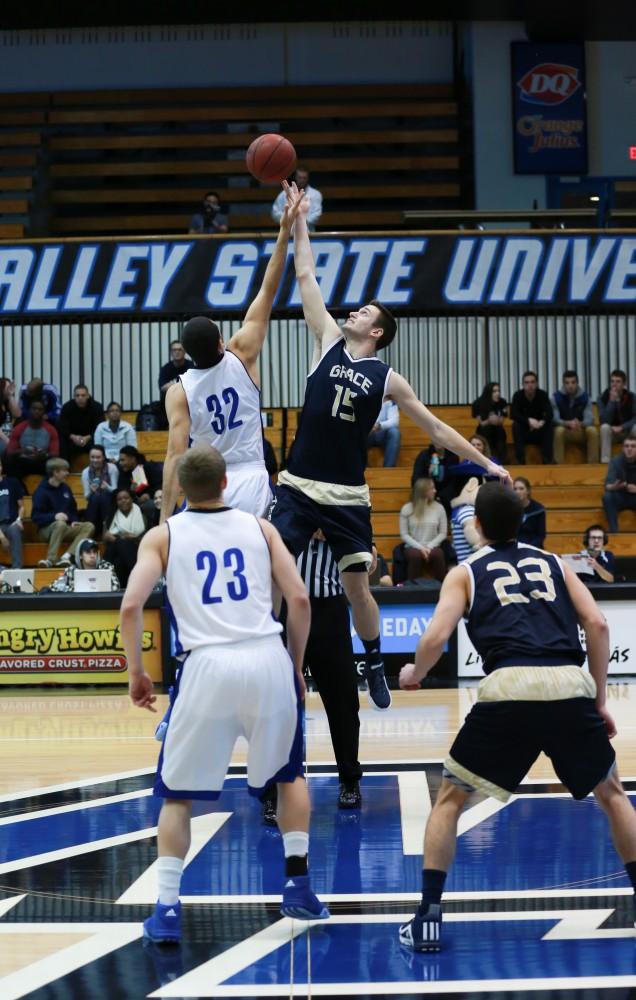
[158,341,193,399]
[598,369,636,463]
[369,544,393,587]
[471,381,508,462]
[447,434,501,484]
[81,445,118,538]
[5,400,59,478]
[32,458,95,568]
[399,477,447,582]
[58,384,104,463]
[272,167,322,231]
[513,476,546,547]
[511,371,554,464]
[18,378,61,425]
[0,378,20,457]
[50,538,120,593]
[551,369,598,464]
[450,477,480,563]
[602,433,636,532]
[145,489,163,530]
[189,192,229,235]
[367,397,400,467]
[117,445,162,525]
[102,488,146,586]
[0,456,25,568]
[94,402,137,462]
[578,524,615,584]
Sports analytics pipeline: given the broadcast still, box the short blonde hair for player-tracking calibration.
[46,457,70,475]
[177,446,226,502]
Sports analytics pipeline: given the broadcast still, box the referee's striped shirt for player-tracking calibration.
[296,539,343,599]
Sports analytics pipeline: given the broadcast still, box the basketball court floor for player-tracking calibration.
[0,684,635,998]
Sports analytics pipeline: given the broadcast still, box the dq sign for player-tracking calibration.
[517,63,582,106]
[512,43,587,174]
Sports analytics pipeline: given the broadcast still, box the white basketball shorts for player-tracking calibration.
[224,462,272,516]
[155,635,303,799]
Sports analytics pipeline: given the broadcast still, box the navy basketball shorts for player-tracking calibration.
[268,484,373,572]
[445,697,616,801]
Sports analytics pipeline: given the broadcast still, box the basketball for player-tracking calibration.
[246,133,297,183]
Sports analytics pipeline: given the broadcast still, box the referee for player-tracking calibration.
[262,531,363,821]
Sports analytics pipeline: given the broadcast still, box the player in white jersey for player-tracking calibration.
[159,188,305,522]
[121,446,329,945]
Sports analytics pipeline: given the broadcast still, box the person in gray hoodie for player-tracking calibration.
[552,370,598,464]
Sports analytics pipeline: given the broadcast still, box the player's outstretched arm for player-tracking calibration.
[259,518,311,696]
[120,526,167,712]
[159,383,190,523]
[228,187,306,376]
[562,562,615,736]
[286,181,341,354]
[388,372,512,486]
[399,566,469,689]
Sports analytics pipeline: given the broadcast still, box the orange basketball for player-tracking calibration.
[246,134,297,183]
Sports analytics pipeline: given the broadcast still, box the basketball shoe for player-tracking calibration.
[399,904,442,952]
[280,876,330,920]
[143,901,182,944]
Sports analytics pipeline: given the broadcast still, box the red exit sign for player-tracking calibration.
[630,146,636,160]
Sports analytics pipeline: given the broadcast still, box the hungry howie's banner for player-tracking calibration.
[511,41,587,175]
[0,232,636,315]
[0,608,163,684]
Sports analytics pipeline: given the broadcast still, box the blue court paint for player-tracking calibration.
[449,796,632,894]
[224,917,636,988]
[2,776,633,899]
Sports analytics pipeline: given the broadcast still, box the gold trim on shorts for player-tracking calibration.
[278,469,371,507]
[444,755,512,803]
[477,665,596,703]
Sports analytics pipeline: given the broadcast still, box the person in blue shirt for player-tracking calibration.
[367,397,401,467]
[397,482,636,953]
[513,475,546,548]
[19,378,61,424]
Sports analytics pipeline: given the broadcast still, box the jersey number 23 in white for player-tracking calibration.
[487,557,556,606]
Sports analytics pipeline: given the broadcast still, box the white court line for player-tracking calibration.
[0,766,154,804]
[0,825,159,876]
[0,923,142,1000]
[0,895,25,917]
[149,910,635,998]
[457,796,510,836]
[116,812,232,905]
[171,885,634,905]
[397,771,430,854]
[0,787,152,826]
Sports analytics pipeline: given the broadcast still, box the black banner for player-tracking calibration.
[0,232,635,317]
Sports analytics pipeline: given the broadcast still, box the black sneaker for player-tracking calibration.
[399,904,442,952]
[338,781,362,810]
[262,798,277,827]
[364,661,392,711]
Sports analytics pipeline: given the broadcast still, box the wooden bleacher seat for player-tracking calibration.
[50,128,458,152]
[0,224,24,238]
[43,81,461,236]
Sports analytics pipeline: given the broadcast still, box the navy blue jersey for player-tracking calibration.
[286,337,392,486]
[464,541,585,674]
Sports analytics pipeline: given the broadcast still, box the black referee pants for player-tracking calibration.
[305,595,362,784]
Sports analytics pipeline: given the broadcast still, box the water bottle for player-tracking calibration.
[430,452,440,479]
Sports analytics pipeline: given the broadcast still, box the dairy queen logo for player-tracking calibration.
[517,63,582,105]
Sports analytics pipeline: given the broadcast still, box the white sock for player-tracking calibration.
[157,856,184,905]
[282,831,309,859]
